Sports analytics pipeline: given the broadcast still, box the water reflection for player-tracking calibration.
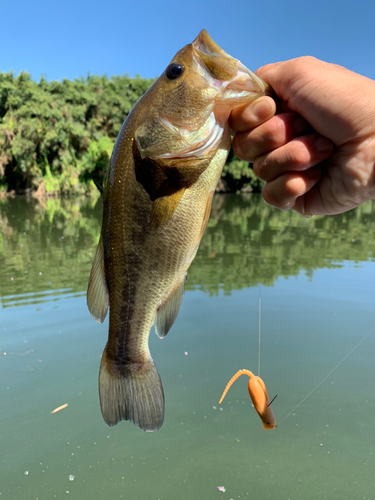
[1,194,375,306]
[0,195,101,307]
[1,194,375,500]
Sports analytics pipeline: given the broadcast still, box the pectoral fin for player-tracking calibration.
[133,141,210,202]
[154,275,186,339]
[87,237,109,323]
[199,190,214,241]
[150,188,185,230]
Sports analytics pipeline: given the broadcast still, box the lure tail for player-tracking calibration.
[218,369,254,404]
[99,346,165,432]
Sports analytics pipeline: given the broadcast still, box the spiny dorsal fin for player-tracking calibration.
[150,188,185,231]
[87,236,109,323]
[154,275,186,339]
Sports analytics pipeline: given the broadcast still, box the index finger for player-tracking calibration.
[229,96,276,133]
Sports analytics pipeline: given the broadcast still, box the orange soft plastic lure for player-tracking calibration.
[219,369,276,429]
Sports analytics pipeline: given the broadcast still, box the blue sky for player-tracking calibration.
[1,0,375,81]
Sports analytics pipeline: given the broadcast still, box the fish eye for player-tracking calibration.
[165,63,185,80]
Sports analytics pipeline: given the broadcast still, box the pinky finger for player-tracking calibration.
[262,167,321,212]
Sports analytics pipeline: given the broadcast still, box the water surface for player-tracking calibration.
[1,194,375,499]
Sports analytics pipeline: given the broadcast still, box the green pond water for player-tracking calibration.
[1,193,375,500]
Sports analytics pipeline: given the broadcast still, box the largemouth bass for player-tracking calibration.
[87,30,271,431]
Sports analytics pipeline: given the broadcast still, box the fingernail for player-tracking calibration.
[252,100,273,120]
[293,197,313,218]
[315,136,333,153]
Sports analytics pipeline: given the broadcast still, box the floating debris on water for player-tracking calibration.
[217,486,226,493]
[184,352,188,356]
[51,404,68,414]
[24,471,29,476]
[68,475,74,481]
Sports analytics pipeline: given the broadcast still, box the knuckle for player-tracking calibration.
[261,184,275,206]
[262,183,291,210]
[253,155,268,180]
[232,134,248,161]
[298,55,317,66]
[233,132,260,162]
[289,56,317,72]
[287,141,311,169]
[267,117,287,146]
[262,176,298,210]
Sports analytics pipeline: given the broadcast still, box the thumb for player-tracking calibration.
[255,61,291,101]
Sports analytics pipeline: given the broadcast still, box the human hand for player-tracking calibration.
[230,57,375,215]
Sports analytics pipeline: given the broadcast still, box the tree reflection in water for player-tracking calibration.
[1,193,374,307]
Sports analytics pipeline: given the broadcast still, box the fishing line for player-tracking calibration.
[277,324,375,427]
[258,228,262,378]
[258,283,261,378]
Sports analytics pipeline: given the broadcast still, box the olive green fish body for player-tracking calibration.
[87,30,270,431]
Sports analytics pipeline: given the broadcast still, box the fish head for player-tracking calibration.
[134,29,271,161]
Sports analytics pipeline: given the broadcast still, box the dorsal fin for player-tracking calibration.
[87,237,109,323]
[154,275,186,339]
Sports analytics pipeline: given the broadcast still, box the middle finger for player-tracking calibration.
[232,112,312,162]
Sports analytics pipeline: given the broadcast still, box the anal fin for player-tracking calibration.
[87,236,109,323]
[154,275,186,339]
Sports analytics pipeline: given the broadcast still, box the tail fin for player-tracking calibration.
[99,348,165,432]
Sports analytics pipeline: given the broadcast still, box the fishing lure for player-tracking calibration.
[219,369,276,430]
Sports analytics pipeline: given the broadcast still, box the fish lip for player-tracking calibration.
[219,64,267,102]
[227,63,265,92]
[192,29,230,58]
[192,33,269,103]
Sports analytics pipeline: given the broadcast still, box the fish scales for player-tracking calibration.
[87,30,272,431]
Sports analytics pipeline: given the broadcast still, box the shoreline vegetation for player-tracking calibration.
[0,72,262,198]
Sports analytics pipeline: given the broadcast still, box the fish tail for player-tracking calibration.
[99,347,165,432]
[218,369,254,404]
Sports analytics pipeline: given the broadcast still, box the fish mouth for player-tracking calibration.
[192,30,272,106]
[219,63,269,105]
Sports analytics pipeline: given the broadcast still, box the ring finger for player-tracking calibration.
[253,133,334,182]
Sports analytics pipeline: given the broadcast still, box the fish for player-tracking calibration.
[219,369,276,429]
[87,29,271,432]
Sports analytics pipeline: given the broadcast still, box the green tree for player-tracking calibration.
[0,72,155,194]
[0,72,261,195]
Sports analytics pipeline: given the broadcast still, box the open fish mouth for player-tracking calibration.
[219,64,269,104]
[192,29,270,104]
